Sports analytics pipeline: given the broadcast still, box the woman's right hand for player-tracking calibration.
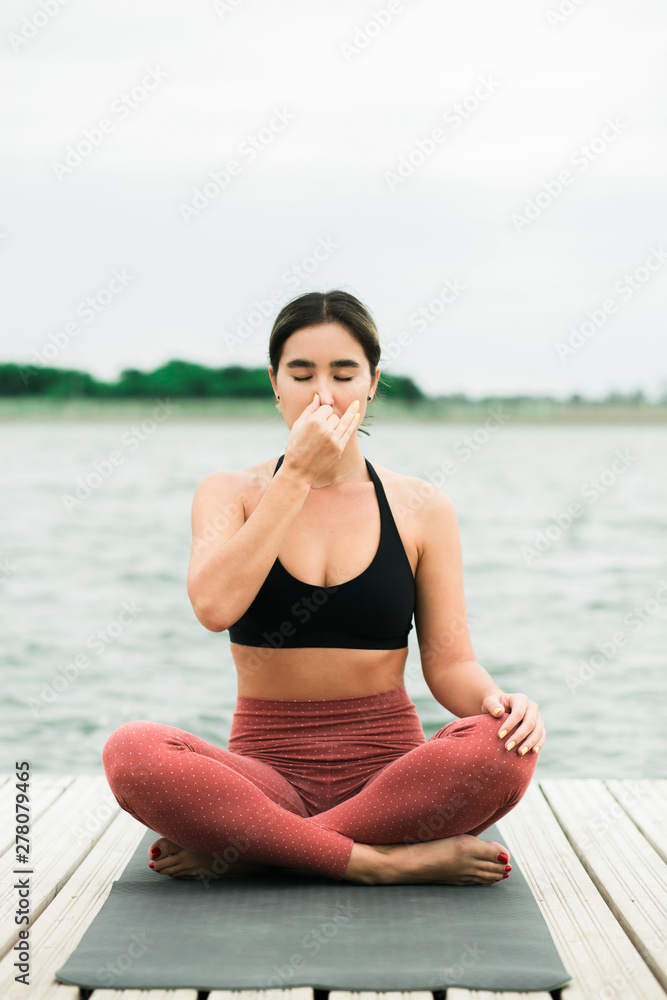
[282,393,361,485]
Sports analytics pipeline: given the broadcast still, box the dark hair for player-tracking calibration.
[268,289,382,436]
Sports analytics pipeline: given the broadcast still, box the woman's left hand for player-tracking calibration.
[481,692,545,756]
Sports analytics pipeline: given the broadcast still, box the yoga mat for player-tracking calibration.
[56,824,572,992]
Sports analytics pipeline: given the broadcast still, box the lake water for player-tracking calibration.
[3,415,666,778]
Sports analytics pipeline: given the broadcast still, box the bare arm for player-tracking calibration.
[414,487,504,717]
[187,464,311,632]
[187,391,361,632]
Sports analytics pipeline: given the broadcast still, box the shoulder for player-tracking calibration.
[371,463,457,561]
[193,456,282,512]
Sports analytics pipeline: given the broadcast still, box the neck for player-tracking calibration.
[310,444,367,488]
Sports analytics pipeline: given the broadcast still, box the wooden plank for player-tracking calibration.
[330,993,432,1000]
[0,775,74,857]
[90,990,198,999]
[210,991,314,1000]
[540,778,667,995]
[0,775,120,959]
[606,779,667,863]
[448,991,551,1000]
[0,808,145,1000]
[496,780,666,999]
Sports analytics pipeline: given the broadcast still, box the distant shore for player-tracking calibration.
[2,396,667,423]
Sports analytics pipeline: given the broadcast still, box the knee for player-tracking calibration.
[432,711,537,789]
[102,720,159,787]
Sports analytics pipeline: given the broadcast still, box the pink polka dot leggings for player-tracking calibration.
[102,684,536,881]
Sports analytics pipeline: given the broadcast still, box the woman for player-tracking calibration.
[103,289,545,887]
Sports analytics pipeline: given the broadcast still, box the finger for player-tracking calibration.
[297,393,323,420]
[501,711,540,751]
[532,724,546,754]
[512,719,544,755]
[336,403,359,441]
[496,697,530,739]
[337,403,361,439]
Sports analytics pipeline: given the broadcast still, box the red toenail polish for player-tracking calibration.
[505,866,512,871]
[150,848,161,859]
[498,852,509,863]
[503,873,509,878]
[149,862,155,869]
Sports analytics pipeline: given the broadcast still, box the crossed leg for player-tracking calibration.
[102,710,535,884]
[310,711,536,844]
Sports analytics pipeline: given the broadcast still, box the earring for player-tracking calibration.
[367,395,372,400]
[276,396,280,400]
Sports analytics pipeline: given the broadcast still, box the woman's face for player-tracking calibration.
[269,322,379,428]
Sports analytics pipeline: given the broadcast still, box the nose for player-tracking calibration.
[315,382,335,406]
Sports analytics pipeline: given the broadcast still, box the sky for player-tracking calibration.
[1,0,666,399]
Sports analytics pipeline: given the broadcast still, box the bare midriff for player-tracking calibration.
[231,643,409,700]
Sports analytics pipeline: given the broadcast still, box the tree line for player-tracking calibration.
[0,360,427,401]
[0,359,659,405]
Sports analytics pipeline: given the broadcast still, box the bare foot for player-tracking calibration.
[344,834,512,886]
[148,837,272,880]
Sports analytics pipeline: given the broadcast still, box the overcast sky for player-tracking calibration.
[1,0,666,398]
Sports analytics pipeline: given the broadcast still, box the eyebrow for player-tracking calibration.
[285,358,361,369]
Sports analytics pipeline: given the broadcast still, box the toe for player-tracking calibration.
[148,836,176,861]
[489,841,510,864]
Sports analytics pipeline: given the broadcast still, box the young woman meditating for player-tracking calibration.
[103,289,544,886]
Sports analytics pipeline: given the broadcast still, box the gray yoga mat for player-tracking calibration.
[56,824,572,992]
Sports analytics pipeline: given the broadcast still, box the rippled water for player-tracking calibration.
[3,417,665,777]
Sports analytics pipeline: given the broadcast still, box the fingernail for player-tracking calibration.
[498,730,507,739]
[150,848,161,858]
[149,861,155,869]
[533,746,540,753]
[497,852,509,863]
[353,399,360,409]
[313,392,318,401]
[506,741,515,751]
[521,746,529,755]
[493,707,502,715]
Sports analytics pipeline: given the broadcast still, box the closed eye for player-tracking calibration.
[292,376,354,381]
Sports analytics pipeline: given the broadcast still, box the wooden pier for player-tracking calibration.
[1,775,665,999]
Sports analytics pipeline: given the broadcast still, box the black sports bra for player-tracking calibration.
[227,454,416,649]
